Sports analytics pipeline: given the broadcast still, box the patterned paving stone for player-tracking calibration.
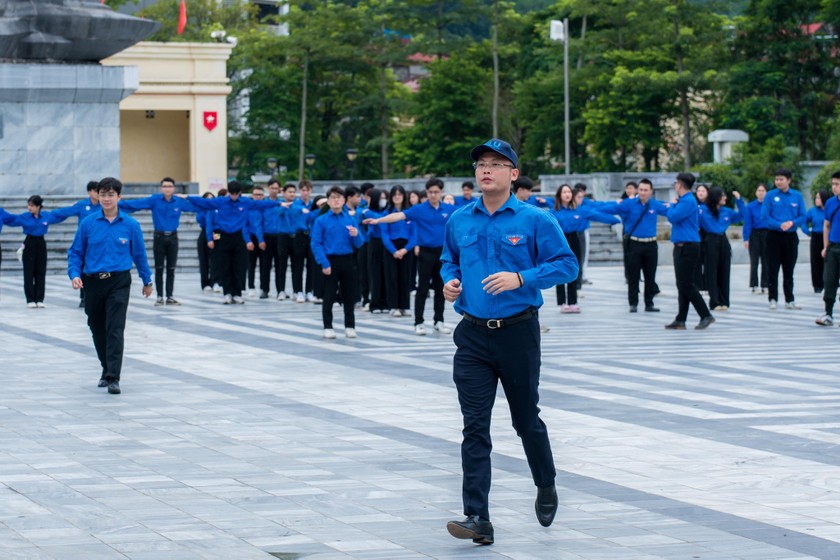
[0,263,838,559]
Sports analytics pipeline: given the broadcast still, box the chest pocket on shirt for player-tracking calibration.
[457,234,480,268]
[498,233,531,269]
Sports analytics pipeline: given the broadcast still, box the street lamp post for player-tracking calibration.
[550,18,571,176]
[345,148,358,181]
[304,153,316,180]
[266,157,278,179]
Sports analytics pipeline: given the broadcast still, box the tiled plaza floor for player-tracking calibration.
[1,263,839,559]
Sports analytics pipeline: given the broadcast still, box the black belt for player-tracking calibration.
[84,270,130,280]
[155,231,177,236]
[462,307,535,329]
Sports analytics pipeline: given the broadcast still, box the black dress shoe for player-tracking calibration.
[107,382,121,395]
[446,515,494,545]
[535,485,558,527]
[665,320,686,330]
[629,305,638,313]
[645,306,660,312]
[695,315,715,330]
[97,378,108,388]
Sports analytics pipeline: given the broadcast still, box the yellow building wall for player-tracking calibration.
[121,110,190,184]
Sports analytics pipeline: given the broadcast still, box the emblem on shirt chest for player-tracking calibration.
[506,234,523,245]
[119,237,128,244]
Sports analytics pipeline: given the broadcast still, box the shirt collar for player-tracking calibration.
[472,193,519,217]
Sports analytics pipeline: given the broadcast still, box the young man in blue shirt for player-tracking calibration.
[68,178,153,395]
[310,186,365,339]
[761,168,806,309]
[52,181,102,307]
[119,177,195,306]
[816,171,840,326]
[666,172,715,330]
[441,138,578,544]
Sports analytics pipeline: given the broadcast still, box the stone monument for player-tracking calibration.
[0,1,160,195]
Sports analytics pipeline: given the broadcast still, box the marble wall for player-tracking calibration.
[0,63,137,196]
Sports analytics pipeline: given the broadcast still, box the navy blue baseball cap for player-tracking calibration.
[470,138,518,168]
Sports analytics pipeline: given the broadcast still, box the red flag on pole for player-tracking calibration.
[177,0,187,35]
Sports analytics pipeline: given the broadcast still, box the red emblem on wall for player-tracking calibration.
[203,111,218,132]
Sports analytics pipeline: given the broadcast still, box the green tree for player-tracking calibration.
[137,0,259,42]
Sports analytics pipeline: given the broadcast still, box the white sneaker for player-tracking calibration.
[390,309,402,317]
[277,292,288,301]
[434,321,452,334]
[233,296,245,304]
[27,302,37,309]
[785,301,801,310]
[223,294,233,305]
[816,314,834,326]
[323,328,336,339]
[248,289,256,297]
[295,292,305,303]
[213,284,222,293]
[769,300,777,310]
[306,292,316,302]
[415,324,426,336]
[540,325,551,333]
[401,309,411,316]
[345,328,357,338]
[203,286,213,293]
[363,302,370,311]
[36,302,45,308]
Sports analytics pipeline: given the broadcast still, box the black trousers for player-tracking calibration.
[216,231,248,297]
[824,243,840,315]
[810,233,825,292]
[322,254,357,328]
[556,232,581,305]
[278,233,304,294]
[704,233,731,308]
[310,243,325,299]
[84,271,131,382]
[261,234,281,293]
[368,237,388,311]
[22,235,47,303]
[453,314,554,521]
[766,230,799,303]
[674,243,711,322]
[295,232,314,294]
[247,234,262,290]
[384,239,411,310]
[357,242,370,304]
[694,230,707,291]
[627,239,658,307]
[153,232,178,298]
[197,229,213,289]
[748,229,769,289]
[415,246,445,325]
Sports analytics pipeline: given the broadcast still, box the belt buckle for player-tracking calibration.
[486,319,502,329]
[98,272,111,280]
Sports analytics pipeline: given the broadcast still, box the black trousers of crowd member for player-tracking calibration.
[22,235,47,303]
[368,237,388,312]
[766,230,799,303]
[823,243,840,316]
[556,231,581,305]
[674,242,712,322]
[627,239,658,308]
[748,229,769,290]
[197,229,214,289]
[296,232,314,294]
[84,270,131,383]
[694,230,707,292]
[247,234,262,291]
[278,233,304,295]
[704,233,732,309]
[322,254,357,329]
[453,312,554,522]
[621,235,631,282]
[260,233,281,294]
[384,238,411,311]
[408,249,418,292]
[153,231,178,298]
[215,230,248,297]
[810,233,825,292]
[356,241,370,305]
[416,246,445,326]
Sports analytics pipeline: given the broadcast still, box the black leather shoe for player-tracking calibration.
[97,378,108,388]
[695,315,715,330]
[629,305,638,313]
[645,306,660,312]
[535,485,558,527]
[446,515,494,544]
[665,321,686,330]
[107,382,121,395]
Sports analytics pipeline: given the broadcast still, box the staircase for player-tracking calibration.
[0,195,203,276]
